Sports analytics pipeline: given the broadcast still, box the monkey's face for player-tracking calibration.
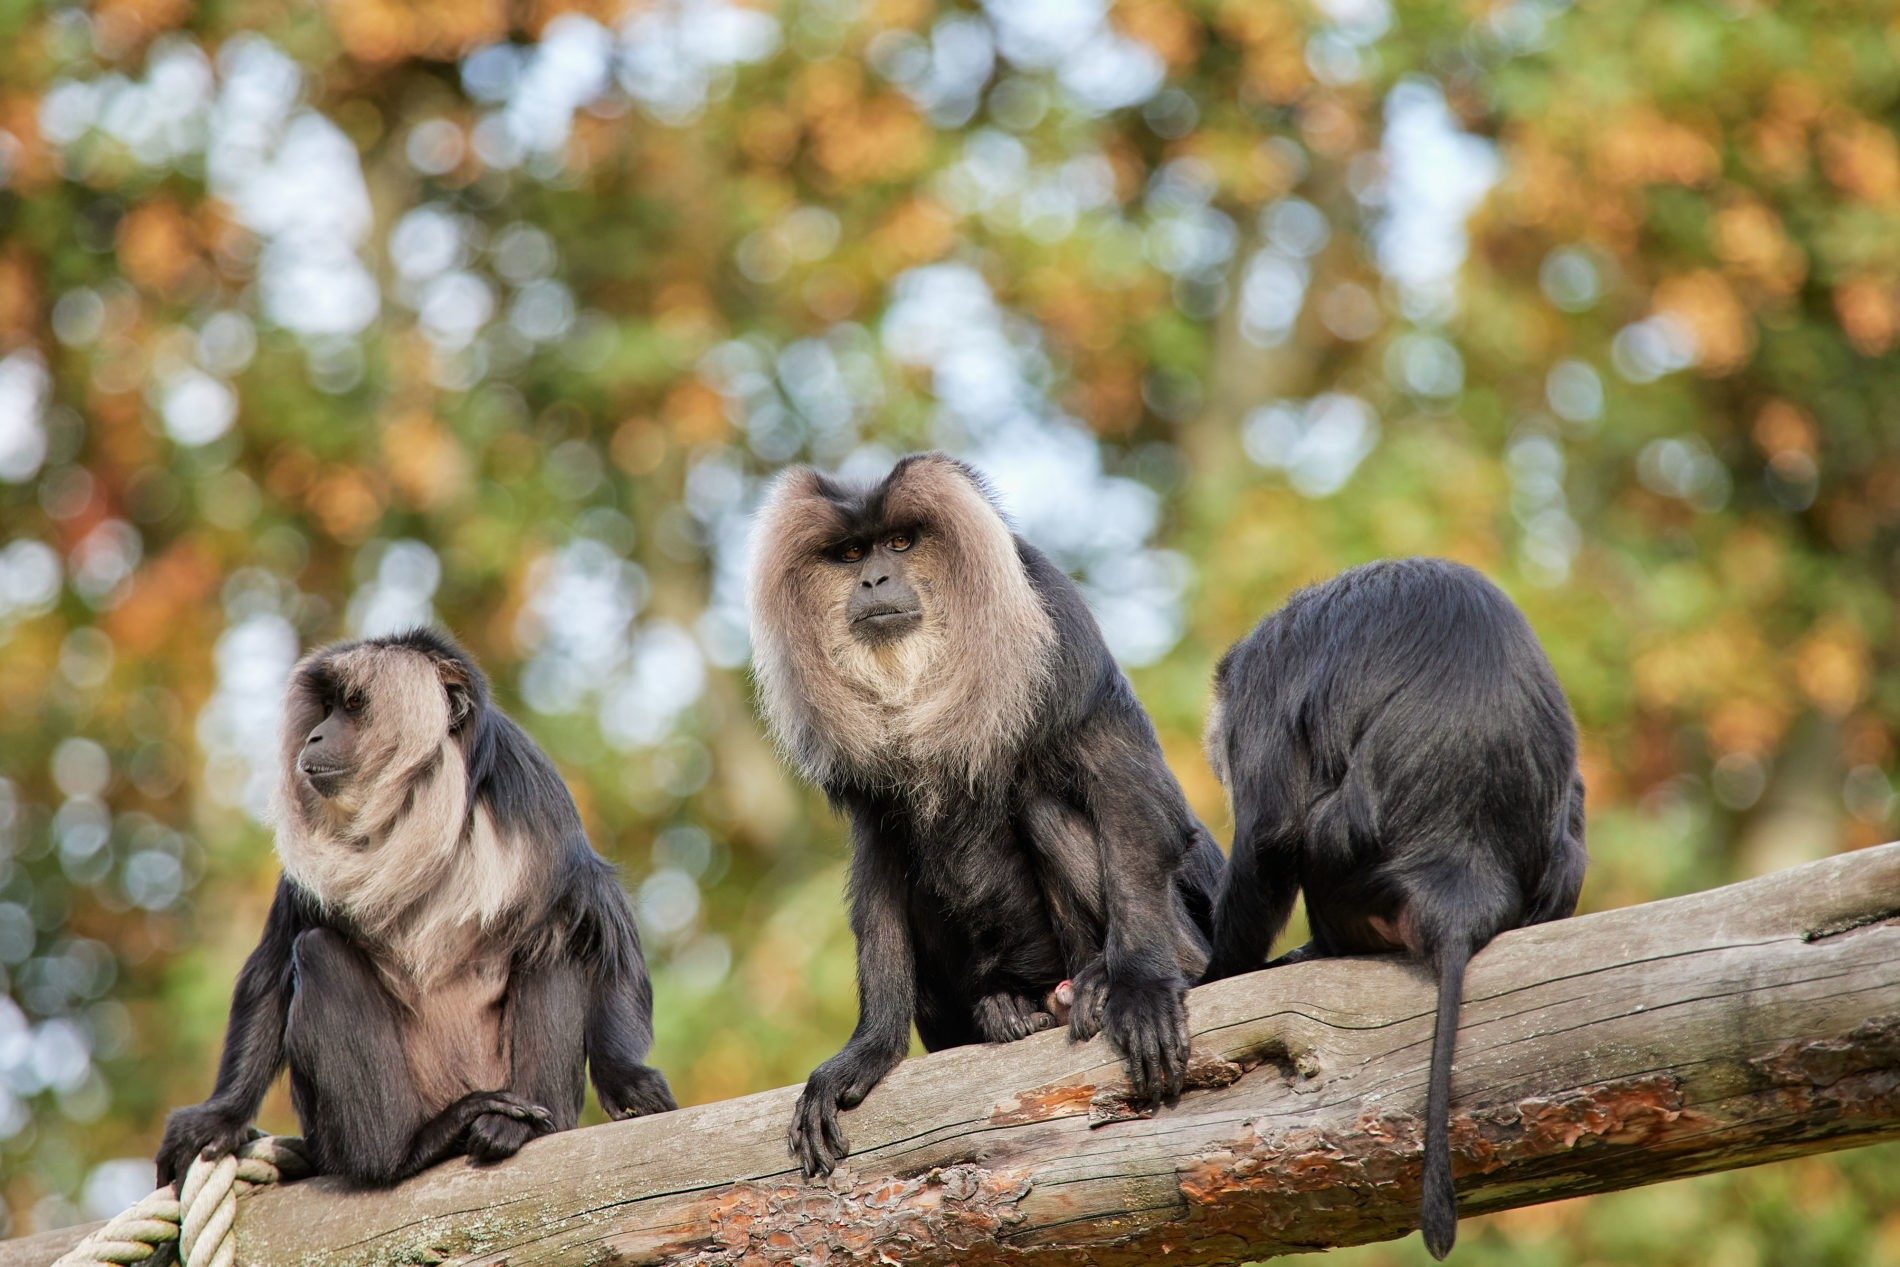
[298,683,365,799]
[283,636,479,810]
[835,529,924,646]
[749,453,1058,786]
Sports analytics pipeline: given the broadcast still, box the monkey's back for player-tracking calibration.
[1215,557,1582,937]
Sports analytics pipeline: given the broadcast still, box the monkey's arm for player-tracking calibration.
[579,863,676,1123]
[1202,772,1307,982]
[155,878,307,1187]
[1069,721,1205,1101]
[790,807,914,1179]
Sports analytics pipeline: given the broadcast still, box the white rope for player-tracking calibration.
[52,1135,310,1267]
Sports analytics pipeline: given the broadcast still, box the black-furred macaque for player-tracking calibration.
[750,453,1223,1178]
[1201,558,1586,1260]
[157,629,674,1188]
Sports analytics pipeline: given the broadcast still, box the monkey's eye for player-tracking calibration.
[838,543,866,563]
[342,689,367,715]
[887,533,913,552]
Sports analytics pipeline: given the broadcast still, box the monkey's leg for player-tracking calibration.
[468,957,588,1164]
[970,871,1065,1045]
[404,1089,554,1175]
[1021,797,1107,978]
[285,928,429,1184]
[1523,773,1588,926]
[1203,794,1307,983]
[287,929,551,1184]
[574,867,676,1124]
[1019,797,1117,1046]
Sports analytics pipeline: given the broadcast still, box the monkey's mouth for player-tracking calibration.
[298,761,347,798]
[850,603,922,640]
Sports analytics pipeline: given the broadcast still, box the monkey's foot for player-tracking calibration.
[463,1091,559,1163]
[603,1065,678,1119]
[1066,960,1111,1043]
[466,1113,537,1163]
[975,992,1057,1043]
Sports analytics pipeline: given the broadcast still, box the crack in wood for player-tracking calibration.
[1804,911,1900,941]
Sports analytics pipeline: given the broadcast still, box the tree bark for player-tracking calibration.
[7,842,1898,1267]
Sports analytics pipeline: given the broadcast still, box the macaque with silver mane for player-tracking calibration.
[749,453,1223,1178]
[157,629,674,1188]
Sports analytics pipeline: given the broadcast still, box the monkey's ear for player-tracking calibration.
[436,659,476,731]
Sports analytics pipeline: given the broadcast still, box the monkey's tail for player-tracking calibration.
[1420,939,1472,1261]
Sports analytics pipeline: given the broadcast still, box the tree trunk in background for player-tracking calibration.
[5,843,1897,1267]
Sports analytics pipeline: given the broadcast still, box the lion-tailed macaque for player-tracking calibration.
[749,453,1223,1178]
[1201,558,1587,1259]
[157,629,674,1188]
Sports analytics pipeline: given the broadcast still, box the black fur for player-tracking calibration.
[1201,559,1586,1260]
[779,462,1224,1177]
[156,629,674,1189]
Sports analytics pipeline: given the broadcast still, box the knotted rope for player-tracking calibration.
[52,1134,310,1267]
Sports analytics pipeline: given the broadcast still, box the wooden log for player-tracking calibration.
[6,843,1897,1267]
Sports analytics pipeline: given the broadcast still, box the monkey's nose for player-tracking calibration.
[860,573,889,588]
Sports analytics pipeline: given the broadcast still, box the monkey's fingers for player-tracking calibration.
[820,1104,850,1169]
[788,1092,826,1176]
[1066,965,1110,1043]
[473,1093,555,1130]
[156,1108,249,1189]
[1158,999,1191,1098]
[1136,1003,1184,1100]
[1148,1025,1185,1101]
[788,1093,846,1179]
[1147,1002,1178,1094]
[784,1121,804,1172]
[1134,1032,1165,1103]
[155,1144,196,1190]
[1107,983,1190,1103]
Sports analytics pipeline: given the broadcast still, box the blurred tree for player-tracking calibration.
[0,0,1893,1251]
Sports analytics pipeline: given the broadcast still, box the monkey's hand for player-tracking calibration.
[1101,973,1190,1103]
[1065,959,1111,1042]
[787,1044,899,1179]
[974,992,1057,1043]
[600,1064,677,1120]
[155,1102,253,1189]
